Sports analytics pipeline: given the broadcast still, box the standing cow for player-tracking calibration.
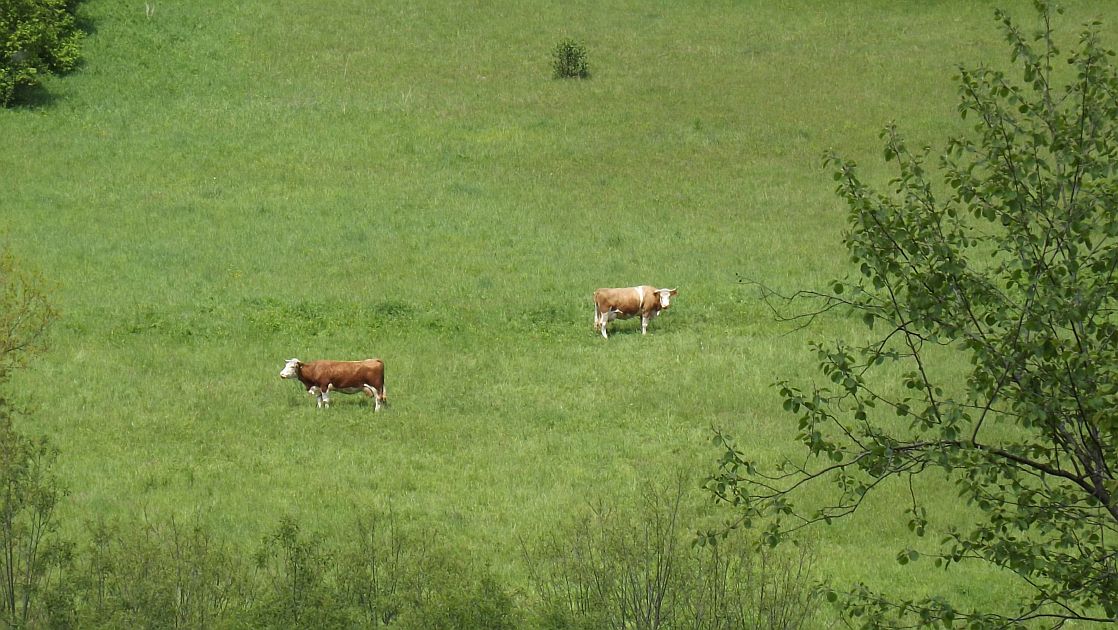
[280,358,387,410]
[592,286,677,338]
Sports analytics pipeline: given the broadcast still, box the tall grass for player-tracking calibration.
[2,0,1116,619]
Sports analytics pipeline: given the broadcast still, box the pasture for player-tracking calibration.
[3,0,1117,622]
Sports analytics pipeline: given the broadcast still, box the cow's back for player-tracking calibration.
[595,287,635,311]
[304,359,383,389]
[595,286,654,315]
[592,288,614,309]
[358,359,385,389]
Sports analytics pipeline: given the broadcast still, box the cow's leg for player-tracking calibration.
[600,306,616,338]
[641,314,650,334]
[321,385,332,408]
[307,386,323,407]
[363,384,383,411]
[595,307,609,338]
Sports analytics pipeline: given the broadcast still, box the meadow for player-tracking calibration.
[3,0,1118,624]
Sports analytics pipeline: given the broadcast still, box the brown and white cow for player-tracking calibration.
[279,358,387,410]
[592,286,677,338]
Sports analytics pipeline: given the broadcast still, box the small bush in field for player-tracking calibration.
[552,38,590,79]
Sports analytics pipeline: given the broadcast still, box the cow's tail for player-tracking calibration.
[377,360,387,406]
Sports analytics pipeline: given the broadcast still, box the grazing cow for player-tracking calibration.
[279,358,387,410]
[592,286,678,338]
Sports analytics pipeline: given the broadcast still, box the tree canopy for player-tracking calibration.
[708,2,1118,626]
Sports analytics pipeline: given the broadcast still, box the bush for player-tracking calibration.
[0,0,83,106]
[77,517,248,628]
[525,479,823,629]
[402,563,520,630]
[0,413,69,628]
[552,38,590,79]
[335,509,420,627]
[0,251,56,379]
[251,516,351,628]
[0,256,66,627]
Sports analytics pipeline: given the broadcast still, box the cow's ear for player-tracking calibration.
[670,289,678,296]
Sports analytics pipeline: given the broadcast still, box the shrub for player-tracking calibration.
[77,517,248,628]
[403,565,520,630]
[0,251,56,379]
[0,0,83,106]
[0,413,69,628]
[251,516,351,628]
[0,255,66,627]
[335,509,418,627]
[525,479,823,629]
[552,38,590,79]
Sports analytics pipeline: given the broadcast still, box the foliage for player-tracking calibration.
[402,562,520,630]
[73,510,515,628]
[708,2,1118,627]
[526,479,822,629]
[334,510,411,627]
[0,0,82,106]
[252,516,351,628]
[0,252,66,628]
[552,37,590,79]
[77,517,247,628]
[0,252,55,382]
[0,410,67,628]
[251,512,523,629]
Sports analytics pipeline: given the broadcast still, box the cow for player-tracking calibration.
[279,358,387,410]
[592,286,678,338]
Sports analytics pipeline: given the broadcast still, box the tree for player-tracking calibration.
[0,0,82,106]
[707,2,1118,627]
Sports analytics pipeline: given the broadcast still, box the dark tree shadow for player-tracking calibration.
[9,83,58,109]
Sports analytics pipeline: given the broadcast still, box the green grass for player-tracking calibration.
[3,0,1117,620]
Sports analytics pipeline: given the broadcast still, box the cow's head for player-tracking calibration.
[279,358,302,379]
[657,288,678,309]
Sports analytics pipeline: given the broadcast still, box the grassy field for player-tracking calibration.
[3,0,1117,621]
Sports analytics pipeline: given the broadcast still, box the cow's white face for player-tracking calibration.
[657,289,677,309]
[279,358,301,379]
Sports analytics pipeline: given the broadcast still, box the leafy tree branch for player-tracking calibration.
[709,2,1118,626]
